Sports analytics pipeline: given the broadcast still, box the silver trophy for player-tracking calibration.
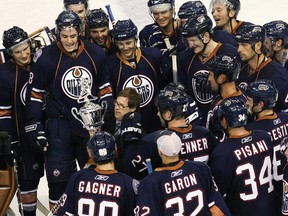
[71,78,107,133]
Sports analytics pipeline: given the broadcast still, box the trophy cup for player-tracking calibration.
[71,78,107,136]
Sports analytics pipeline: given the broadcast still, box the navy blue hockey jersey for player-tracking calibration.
[26,40,113,137]
[132,125,215,178]
[245,112,288,215]
[57,167,138,216]
[238,58,288,113]
[209,130,276,215]
[107,47,162,133]
[135,160,230,216]
[177,42,239,125]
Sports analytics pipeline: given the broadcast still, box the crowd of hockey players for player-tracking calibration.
[2,0,288,215]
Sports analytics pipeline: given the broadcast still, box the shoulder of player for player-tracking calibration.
[140,47,162,59]
[81,39,106,56]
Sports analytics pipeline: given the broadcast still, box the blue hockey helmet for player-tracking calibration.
[112,19,138,41]
[181,14,213,38]
[207,54,240,82]
[155,87,189,117]
[87,131,116,163]
[2,26,29,51]
[178,1,207,20]
[263,20,288,47]
[235,24,266,44]
[55,11,82,35]
[217,98,248,128]
[246,79,278,109]
[86,8,109,29]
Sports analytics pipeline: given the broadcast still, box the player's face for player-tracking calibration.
[185,36,204,54]
[211,3,230,28]
[89,27,109,46]
[264,37,275,58]
[208,71,219,92]
[116,38,137,60]
[66,4,88,24]
[114,96,136,121]
[59,27,79,52]
[152,9,173,29]
[11,41,31,66]
[237,42,256,62]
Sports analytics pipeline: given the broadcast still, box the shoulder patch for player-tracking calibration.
[33,49,43,63]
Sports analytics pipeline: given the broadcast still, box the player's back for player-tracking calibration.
[136,160,228,215]
[58,167,138,216]
[209,130,276,215]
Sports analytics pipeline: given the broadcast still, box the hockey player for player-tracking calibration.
[63,0,89,37]
[263,20,288,70]
[107,19,162,133]
[279,136,288,215]
[236,24,288,113]
[209,0,252,36]
[85,8,118,55]
[57,131,139,216]
[206,53,247,139]
[25,11,113,210]
[178,0,237,47]
[209,97,276,215]
[0,26,45,216]
[245,79,288,215]
[139,0,187,85]
[135,130,230,216]
[131,85,216,178]
[178,14,239,125]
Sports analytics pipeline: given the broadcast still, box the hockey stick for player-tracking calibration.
[145,158,153,174]
[37,199,49,215]
[105,4,116,27]
[164,38,178,83]
[47,194,65,216]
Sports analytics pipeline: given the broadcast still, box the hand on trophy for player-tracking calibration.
[120,112,142,144]
[25,122,48,152]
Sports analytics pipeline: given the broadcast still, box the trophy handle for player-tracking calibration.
[71,107,84,127]
[101,100,108,120]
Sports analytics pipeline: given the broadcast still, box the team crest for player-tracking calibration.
[192,70,213,104]
[61,66,93,100]
[123,75,154,108]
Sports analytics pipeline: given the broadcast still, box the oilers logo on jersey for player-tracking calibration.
[61,66,93,100]
[20,82,28,105]
[123,74,154,108]
[192,70,213,104]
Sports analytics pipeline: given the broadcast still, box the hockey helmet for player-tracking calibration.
[235,24,266,44]
[246,79,278,109]
[55,11,82,34]
[210,0,241,17]
[178,1,207,20]
[217,98,248,128]
[86,8,109,29]
[112,19,138,41]
[154,87,189,117]
[148,0,174,13]
[207,54,240,82]
[87,131,116,163]
[2,26,29,51]
[263,20,288,47]
[181,14,213,38]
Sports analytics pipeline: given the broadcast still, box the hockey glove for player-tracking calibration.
[120,112,142,144]
[147,24,164,48]
[25,122,48,152]
[193,71,212,94]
